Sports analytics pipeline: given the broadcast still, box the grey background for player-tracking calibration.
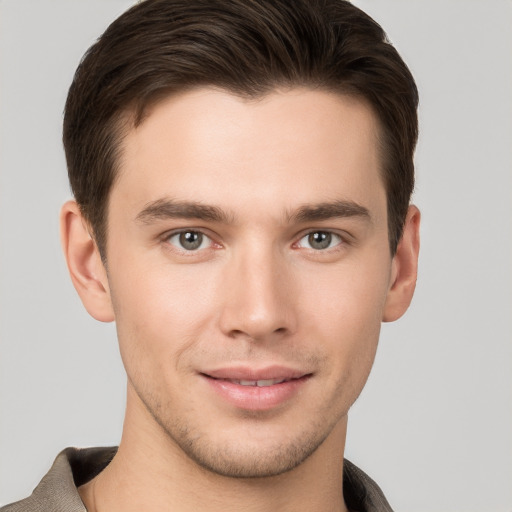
[1,1,511,510]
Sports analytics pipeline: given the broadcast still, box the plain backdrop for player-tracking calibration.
[1,1,511,510]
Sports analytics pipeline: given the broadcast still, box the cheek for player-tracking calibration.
[300,252,390,325]
[299,254,391,373]
[108,255,222,377]
[306,276,386,414]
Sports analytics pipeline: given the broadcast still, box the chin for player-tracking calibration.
[176,436,325,479]
[155,410,338,479]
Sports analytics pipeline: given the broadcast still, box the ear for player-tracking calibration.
[382,205,421,322]
[60,200,115,322]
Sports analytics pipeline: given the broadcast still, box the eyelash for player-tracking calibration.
[161,228,348,254]
[163,229,218,253]
[294,230,345,251]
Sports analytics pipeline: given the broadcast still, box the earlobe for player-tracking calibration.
[382,205,421,322]
[60,200,115,322]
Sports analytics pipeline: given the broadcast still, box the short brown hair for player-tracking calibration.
[63,0,418,257]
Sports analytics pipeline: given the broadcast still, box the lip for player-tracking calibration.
[200,366,312,411]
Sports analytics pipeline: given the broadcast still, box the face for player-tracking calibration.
[103,88,396,477]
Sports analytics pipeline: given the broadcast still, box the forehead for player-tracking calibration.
[113,87,386,222]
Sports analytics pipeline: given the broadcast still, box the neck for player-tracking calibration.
[79,386,350,512]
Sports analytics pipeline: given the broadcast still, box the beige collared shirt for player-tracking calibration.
[1,447,393,511]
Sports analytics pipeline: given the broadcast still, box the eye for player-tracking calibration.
[166,230,212,251]
[297,231,343,250]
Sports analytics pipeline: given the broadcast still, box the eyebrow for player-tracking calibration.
[289,200,371,224]
[135,198,370,226]
[135,198,231,224]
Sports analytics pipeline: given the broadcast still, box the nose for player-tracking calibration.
[218,244,297,342]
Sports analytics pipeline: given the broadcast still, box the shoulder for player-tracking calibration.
[343,459,394,512]
[0,447,117,512]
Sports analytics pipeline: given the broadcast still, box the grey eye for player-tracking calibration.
[168,231,210,251]
[308,232,331,249]
[299,231,342,250]
[180,231,202,250]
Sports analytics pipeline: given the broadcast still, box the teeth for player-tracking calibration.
[257,379,285,386]
[232,378,287,387]
[239,380,257,386]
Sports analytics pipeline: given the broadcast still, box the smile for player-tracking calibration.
[200,368,311,411]
[224,378,289,387]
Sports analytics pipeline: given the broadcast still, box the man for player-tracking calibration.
[1,0,419,511]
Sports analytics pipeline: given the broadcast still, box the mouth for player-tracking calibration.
[209,377,295,387]
[200,367,312,411]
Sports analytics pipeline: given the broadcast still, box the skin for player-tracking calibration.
[61,88,420,512]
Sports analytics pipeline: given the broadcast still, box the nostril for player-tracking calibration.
[228,329,246,338]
